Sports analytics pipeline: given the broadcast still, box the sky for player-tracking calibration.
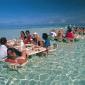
[0,0,85,27]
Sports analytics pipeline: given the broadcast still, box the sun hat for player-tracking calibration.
[33,32,38,35]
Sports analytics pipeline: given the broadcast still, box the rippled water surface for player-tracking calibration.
[0,39,85,85]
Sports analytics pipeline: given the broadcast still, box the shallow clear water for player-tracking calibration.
[0,28,85,85]
[0,39,85,85]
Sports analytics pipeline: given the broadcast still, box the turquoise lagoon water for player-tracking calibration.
[0,28,85,85]
[0,27,54,39]
[0,26,67,39]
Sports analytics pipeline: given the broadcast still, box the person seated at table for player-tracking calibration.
[65,27,74,42]
[42,33,51,48]
[32,32,43,46]
[32,38,38,45]
[49,30,56,39]
[32,37,44,47]
[0,37,8,60]
[20,31,29,44]
[20,31,26,41]
[38,41,44,47]
[55,30,64,41]
[5,48,27,64]
[25,30,33,43]
[23,36,29,44]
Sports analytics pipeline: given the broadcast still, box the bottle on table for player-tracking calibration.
[20,40,25,51]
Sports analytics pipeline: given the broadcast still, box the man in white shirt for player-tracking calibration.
[0,37,7,61]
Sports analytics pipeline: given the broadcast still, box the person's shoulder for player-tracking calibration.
[3,45,7,49]
[0,45,7,49]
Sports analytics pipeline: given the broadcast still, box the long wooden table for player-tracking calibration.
[26,47,46,56]
[7,40,47,56]
[13,44,46,56]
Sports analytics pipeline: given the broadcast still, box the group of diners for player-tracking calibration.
[49,26,85,43]
[73,26,85,35]
[0,30,51,65]
[20,30,50,48]
[0,26,85,65]
[0,37,27,64]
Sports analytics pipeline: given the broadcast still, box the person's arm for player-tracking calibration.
[16,50,28,64]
